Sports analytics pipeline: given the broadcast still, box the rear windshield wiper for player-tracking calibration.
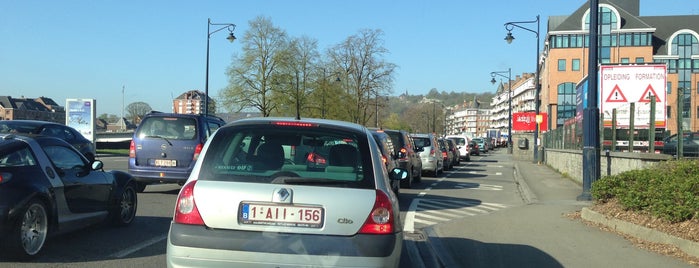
[146,135,172,146]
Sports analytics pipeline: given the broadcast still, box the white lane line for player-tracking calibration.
[110,234,167,258]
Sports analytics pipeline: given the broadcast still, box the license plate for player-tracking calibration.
[154,159,177,167]
[240,202,324,228]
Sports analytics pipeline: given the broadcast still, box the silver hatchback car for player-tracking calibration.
[166,117,408,267]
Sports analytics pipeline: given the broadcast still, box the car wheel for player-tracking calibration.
[401,169,413,188]
[135,182,147,193]
[111,183,138,226]
[414,167,422,183]
[2,199,49,261]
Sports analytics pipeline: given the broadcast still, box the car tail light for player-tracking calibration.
[129,140,136,158]
[306,152,327,165]
[429,148,436,157]
[273,121,318,127]
[381,155,388,166]
[0,172,9,184]
[358,190,394,234]
[174,181,205,225]
[441,151,447,159]
[398,148,408,160]
[193,143,204,161]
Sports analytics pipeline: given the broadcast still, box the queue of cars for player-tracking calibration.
[0,116,488,264]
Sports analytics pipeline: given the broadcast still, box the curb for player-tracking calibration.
[513,162,538,204]
[581,207,699,259]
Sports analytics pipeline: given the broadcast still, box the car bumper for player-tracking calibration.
[167,222,402,268]
[127,168,191,183]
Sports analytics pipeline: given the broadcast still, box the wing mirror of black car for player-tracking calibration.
[389,168,409,181]
[92,160,104,171]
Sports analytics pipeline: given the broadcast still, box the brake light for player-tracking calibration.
[306,152,327,165]
[381,155,388,165]
[398,148,408,160]
[273,121,318,127]
[441,151,447,159]
[193,143,204,161]
[129,140,136,158]
[174,181,205,225]
[358,190,394,234]
[429,148,436,157]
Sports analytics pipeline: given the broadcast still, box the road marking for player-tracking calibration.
[455,183,503,190]
[110,234,167,258]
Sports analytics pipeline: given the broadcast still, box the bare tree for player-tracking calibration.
[273,35,320,119]
[328,29,396,125]
[220,16,288,117]
[125,101,152,124]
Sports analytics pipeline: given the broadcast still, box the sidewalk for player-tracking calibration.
[422,155,696,267]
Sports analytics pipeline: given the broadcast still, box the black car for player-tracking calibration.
[0,133,138,260]
[383,129,422,188]
[662,132,699,157]
[0,120,97,162]
[370,129,400,194]
[128,111,226,192]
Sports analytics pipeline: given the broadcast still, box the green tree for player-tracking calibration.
[220,16,288,117]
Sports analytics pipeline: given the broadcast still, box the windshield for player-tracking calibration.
[200,125,375,189]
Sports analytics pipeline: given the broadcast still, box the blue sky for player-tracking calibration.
[1,0,694,116]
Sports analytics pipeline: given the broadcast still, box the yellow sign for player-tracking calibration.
[535,114,543,124]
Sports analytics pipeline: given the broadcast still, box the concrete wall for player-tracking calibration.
[543,148,673,184]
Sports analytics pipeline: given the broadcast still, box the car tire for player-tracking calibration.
[135,182,147,193]
[402,169,413,188]
[414,167,422,183]
[2,198,49,261]
[111,183,138,226]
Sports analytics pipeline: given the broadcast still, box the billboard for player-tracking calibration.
[512,112,548,132]
[600,64,667,128]
[66,99,96,143]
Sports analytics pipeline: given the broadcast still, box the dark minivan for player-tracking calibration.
[128,112,225,192]
[383,129,422,188]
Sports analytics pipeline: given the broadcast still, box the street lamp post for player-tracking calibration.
[491,68,513,154]
[504,15,540,162]
[317,68,341,119]
[205,18,236,116]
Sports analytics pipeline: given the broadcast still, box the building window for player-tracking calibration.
[668,82,672,94]
[621,58,629,64]
[572,59,580,71]
[667,106,672,118]
[635,57,645,63]
[558,59,566,71]
[556,82,576,126]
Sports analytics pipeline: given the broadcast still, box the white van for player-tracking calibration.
[446,135,471,161]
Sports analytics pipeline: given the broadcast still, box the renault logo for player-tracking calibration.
[274,188,291,202]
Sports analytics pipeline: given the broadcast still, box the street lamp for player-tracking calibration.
[491,68,513,154]
[504,15,540,162]
[205,18,236,116]
[316,68,341,119]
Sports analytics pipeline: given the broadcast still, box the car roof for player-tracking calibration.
[144,111,225,122]
[226,117,369,133]
[0,120,60,127]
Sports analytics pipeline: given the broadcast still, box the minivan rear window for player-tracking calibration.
[136,117,197,140]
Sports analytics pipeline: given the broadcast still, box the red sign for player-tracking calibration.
[512,112,548,131]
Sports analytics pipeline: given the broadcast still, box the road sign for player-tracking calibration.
[600,64,667,128]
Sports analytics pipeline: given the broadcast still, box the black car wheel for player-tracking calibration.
[135,182,147,193]
[401,169,413,188]
[2,199,49,261]
[112,183,138,226]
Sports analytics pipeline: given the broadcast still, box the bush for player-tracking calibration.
[591,159,699,223]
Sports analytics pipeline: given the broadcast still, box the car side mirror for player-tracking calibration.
[92,160,104,171]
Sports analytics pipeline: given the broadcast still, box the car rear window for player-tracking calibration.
[413,137,431,147]
[449,138,466,146]
[136,117,197,140]
[199,124,375,189]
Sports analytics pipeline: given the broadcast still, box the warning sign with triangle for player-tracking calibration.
[605,85,628,103]
[639,84,661,103]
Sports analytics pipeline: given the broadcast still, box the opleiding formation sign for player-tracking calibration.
[600,64,667,128]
